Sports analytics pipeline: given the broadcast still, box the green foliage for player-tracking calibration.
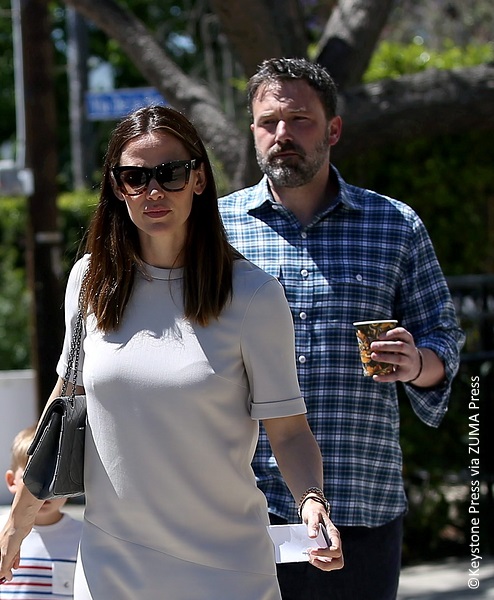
[0,198,30,369]
[338,130,494,276]
[365,38,494,82]
[57,189,98,270]
[0,191,96,370]
[339,39,494,277]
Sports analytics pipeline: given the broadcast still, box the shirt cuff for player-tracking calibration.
[250,396,306,420]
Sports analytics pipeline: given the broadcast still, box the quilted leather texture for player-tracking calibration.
[23,395,86,500]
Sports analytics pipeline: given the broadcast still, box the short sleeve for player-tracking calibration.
[240,277,306,420]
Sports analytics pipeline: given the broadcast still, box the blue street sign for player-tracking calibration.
[85,87,166,121]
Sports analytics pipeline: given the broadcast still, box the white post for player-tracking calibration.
[0,370,37,505]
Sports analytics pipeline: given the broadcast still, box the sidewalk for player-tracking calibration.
[1,505,493,598]
[398,556,494,599]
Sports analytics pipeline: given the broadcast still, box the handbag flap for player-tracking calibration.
[26,398,67,456]
[23,395,86,499]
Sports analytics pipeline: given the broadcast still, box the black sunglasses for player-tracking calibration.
[112,159,201,196]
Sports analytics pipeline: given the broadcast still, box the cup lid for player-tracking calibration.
[353,320,398,327]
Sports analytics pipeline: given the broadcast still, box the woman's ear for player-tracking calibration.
[193,165,207,196]
[110,173,126,202]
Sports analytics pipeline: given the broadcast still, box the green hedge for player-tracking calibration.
[338,130,494,275]
[0,191,96,370]
[0,198,30,368]
[341,38,494,276]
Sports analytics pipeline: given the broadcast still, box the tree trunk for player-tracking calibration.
[315,0,395,89]
[67,8,94,189]
[210,0,309,76]
[22,0,64,412]
[63,0,247,188]
[333,64,494,161]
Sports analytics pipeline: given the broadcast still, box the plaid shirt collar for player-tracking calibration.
[243,165,363,213]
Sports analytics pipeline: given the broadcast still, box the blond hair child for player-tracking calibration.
[0,426,82,599]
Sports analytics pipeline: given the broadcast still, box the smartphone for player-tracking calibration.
[320,522,332,547]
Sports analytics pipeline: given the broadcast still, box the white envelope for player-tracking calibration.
[267,523,329,563]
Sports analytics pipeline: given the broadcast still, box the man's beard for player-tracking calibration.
[256,131,330,188]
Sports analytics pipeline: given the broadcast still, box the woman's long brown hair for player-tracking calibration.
[81,105,238,331]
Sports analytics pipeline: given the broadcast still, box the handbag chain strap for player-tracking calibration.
[61,269,88,402]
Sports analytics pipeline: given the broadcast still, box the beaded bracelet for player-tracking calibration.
[406,348,423,384]
[297,487,330,519]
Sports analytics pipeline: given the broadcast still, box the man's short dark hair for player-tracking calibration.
[247,57,338,119]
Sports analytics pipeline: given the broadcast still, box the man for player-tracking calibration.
[219,58,464,600]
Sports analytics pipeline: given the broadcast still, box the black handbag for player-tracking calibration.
[23,298,86,500]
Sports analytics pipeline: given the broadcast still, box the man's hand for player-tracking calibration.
[370,327,445,387]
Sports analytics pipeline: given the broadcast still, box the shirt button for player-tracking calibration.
[356,274,363,282]
[301,269,309,278]
[298,355,306,364]
[301,232,307,239]
[299,312,307,320]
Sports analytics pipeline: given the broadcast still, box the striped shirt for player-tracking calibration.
[219,166,465,527]
[0,515,81,599]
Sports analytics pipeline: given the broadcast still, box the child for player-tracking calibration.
[0,426,82,599]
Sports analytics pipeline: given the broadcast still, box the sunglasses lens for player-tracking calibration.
[119,169,148,194]
[156,163,188,191]
[114,160,195,195]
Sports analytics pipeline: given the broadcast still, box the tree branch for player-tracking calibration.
[333,64,494,160]
[315,0,395,89]
[209,0,308,76]
[63,0,246,185]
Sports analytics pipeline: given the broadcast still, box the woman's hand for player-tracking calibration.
[1,477,45,584]
[0,514,32,583]
[301,497,344,572]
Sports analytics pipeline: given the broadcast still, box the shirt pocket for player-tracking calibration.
[52,561,76,596]
[325,274,396,323]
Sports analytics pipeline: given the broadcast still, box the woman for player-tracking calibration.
[0,106,342,599]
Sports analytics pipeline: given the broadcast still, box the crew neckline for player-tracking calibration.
[143,263,184,281]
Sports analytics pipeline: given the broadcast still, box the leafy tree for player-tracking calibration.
[0,198,29,369]
[56,0,494,188]
[1,1,493,188]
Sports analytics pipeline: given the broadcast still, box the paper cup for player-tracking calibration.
[353,320,398,376]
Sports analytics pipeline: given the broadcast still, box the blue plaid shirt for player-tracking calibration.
[219,166,465,527]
